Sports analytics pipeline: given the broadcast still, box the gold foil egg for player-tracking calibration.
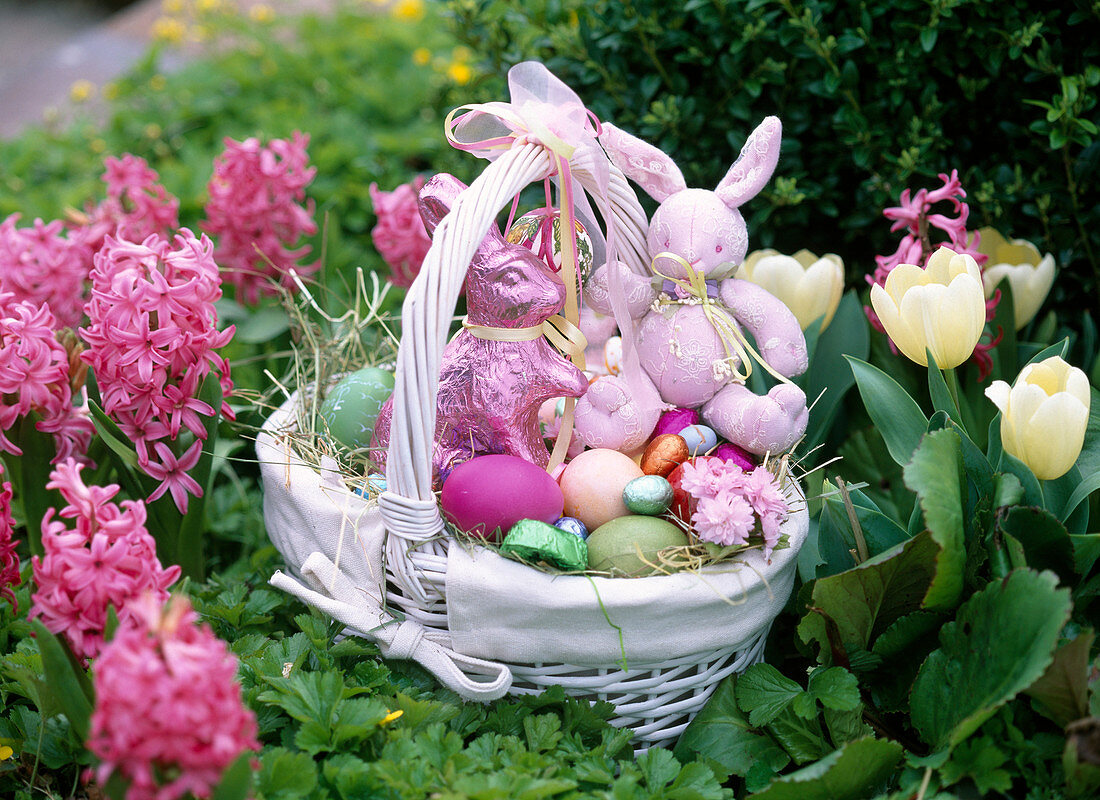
[640,434,691,478]
[505,209,594,283]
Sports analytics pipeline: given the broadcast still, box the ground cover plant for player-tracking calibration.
[1,1,1098,799]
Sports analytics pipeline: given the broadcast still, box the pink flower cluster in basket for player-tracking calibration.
[0,463,18,612]
[87,594,260,800]
[679,459,788,555]
[30,460,180,662]
[369,175,432,288]
[202,132,319,305]
[81,232,235,513]
[0,292,94,463]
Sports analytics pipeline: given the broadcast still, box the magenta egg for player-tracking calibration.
[440,454,564,541]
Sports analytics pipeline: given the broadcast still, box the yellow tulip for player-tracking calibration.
[976,227,1055,331]
[985,356,1090,480]
[737,249,844,331]
[869,246,985,369]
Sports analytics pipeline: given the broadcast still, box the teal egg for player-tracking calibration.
[319,367,395,450]
[622,475,674,516]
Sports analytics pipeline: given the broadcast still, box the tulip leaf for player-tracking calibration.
[1026,337,1071,366]
[997,447,1046,509]
[797,529,942,663]
[845,356,928,468]
[910,568,1073,751]
[990,280,1018,379]
[1048,466,1095,531]
[747,737,903,800]
[997,506,1076,583]
[1071,385,1100,484]
[675,675,791,779]
[926,354,962,428]
[903,428,966,610]
[1024,628,1094,727]
[1070,534,1100,577]
[801,293,869,457]
[815,480,910,576]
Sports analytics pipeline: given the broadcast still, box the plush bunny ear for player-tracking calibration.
[715,116,782,209]
[599,122,687,203]
[418,173,469,235]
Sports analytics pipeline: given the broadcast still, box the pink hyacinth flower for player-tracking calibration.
[87,594,260,800]
[0,462,18,612]
[0,292,94,463]
[78,154,180,254]
[81,231,235,513]
[202,132,319,305]
[369,175,432,288]
[0,214,92,329]
[29,459,180,661]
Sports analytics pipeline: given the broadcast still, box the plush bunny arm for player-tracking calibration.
[703,382,808,456]
[718,278,808,378]
[586,260,657,318]
[573,372,663,453]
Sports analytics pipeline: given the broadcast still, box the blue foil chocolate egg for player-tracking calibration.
[622,475,674,516]
[554,515,589,540]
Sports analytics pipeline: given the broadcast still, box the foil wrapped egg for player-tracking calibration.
[639,434,691,478]
[622,475,674,516]
[505,208,594,283]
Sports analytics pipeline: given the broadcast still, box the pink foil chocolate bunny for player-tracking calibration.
[371,174,589,485]
[574,117,809,455]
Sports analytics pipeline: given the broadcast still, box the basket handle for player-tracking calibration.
[379,143,650,537]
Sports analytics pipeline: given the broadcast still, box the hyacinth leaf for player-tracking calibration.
[1024,628,1094,728]
[7,412,60,557]
[233,305,292,345]
[990,279,1018,382]
[32,620,93,742]
[173,371,225,582]
[86,398,139,471]
[747,737,903,800]
[902,428,966,611]
[997,506,1076,583]
[797,530,941,663]
[845,356,928,468]
[910,569,1072,750]
[211,751,255,800]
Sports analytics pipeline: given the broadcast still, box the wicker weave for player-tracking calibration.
[264,142,805,751]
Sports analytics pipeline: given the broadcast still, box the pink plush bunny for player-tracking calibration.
[371,174,589,485]
[574,117,809,455]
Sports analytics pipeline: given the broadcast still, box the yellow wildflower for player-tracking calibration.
[447,62,473,85]
[162,0,184,14]
[152,17,186,43]
[249,4,274,22]
[380,709,404,725]
[412,48,431,66]
[70,80,95,103]
[0,744,13,760]
[392,0,425,21]
[150,74,168,91]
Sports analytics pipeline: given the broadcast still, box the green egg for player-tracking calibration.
[586,516,689,577]
[622,475,674,516]
[319,367,395,450]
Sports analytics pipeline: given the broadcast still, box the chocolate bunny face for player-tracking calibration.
[418,174,566,327]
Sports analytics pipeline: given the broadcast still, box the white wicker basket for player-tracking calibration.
[263,142,808,751]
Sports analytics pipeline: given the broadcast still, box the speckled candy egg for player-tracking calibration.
[319,367,395,451]
[623,475,674,516]
[587,516,689,576]
[440,454,564,541]
[560,448,644,531]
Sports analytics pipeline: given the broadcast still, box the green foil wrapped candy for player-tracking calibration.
[501,519,588,572]
[319,367,395,450]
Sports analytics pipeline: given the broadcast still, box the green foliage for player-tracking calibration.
[448,0,1100,312]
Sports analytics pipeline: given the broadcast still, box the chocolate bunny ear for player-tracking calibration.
[418,173,470,235]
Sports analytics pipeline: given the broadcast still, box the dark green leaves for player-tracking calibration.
[910,569,1073,750]
[747,737,903,800]
[32,621,93,742]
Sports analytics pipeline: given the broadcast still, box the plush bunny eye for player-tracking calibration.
[715,245,723,254]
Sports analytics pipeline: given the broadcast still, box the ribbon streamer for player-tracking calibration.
[650,252,793,387]
[443,62,616,471]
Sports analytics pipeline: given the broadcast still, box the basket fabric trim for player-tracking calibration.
[444,482,807,666]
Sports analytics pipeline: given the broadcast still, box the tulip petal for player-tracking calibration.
[985,381,1011,414]
[1018,393,1089,479]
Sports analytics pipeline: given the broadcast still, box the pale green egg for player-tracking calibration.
[586,516,688,576]
[319,367,395,450]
